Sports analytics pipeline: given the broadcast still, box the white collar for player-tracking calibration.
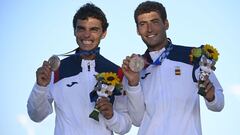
[149,48,166,62]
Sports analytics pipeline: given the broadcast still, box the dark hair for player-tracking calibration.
[134,1,167,24]
[73,3,109,32]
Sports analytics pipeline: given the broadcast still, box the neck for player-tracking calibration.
[76,47,100,60]
[148,39,168,52]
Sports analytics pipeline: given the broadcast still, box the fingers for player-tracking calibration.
[203,78,214,93]
[39,61,51,75]
[122,54,138,70]
[96,97,112,111]
[130,53,138,58]
[36,61,52,86]
[202,78,215,102]
[42,61,51,70]
[96,97,113,119]
[122,56,131,71]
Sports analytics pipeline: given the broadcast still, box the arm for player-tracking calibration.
[27,83,53,122]
[102,95,132,134]
[121,55,145,127]
[27,61,54,122]
[125,81,145,127]
[204,73,224,112]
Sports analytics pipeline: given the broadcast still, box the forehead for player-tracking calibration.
[76,17,102,28]
[137,11,161,22]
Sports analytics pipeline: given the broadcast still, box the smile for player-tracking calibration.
[82,40,93,45]
[146,34,156,38]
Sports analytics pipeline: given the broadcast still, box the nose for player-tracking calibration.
[147,23,152,33]
[83,30,91,38]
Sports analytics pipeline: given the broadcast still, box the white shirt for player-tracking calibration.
[126,46,224,135]
[27,59,131,135]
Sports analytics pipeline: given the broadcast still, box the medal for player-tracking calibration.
[48,55,60,71]
[46,47,100,71]
[129,55,145,72]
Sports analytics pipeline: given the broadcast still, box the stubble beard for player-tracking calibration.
[144,33,168,51]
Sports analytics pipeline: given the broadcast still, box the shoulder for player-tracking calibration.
[54,56,82,83]
[95,55,123,80]
[95,55,120,72]
[168,44,195,65]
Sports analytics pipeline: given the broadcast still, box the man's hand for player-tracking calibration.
[203,77,215,102]
[96,97,113,120]
[36,61,52,87]
[122,54,140,86]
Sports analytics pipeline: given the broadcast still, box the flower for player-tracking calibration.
[89,72,123,121]
[189,44,219,97]
[94,72,123,97]
[202,44,219,61]
[96,72,121,86]
[189,47,202,62]
[190,44,219,63]
[95,72,123,92]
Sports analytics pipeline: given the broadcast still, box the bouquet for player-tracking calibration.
[89,72,123,121]
[190,44,219,96]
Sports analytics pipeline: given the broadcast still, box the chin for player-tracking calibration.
[79,46,94,51]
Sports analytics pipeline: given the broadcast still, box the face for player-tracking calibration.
[137,11,169,51]
[74,17,106,51]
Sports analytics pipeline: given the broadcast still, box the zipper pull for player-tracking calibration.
[87,62,90,71]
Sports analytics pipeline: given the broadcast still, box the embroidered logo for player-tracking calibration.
[66,82,78,87]
[175,66,181,75]
[141,72,151,79]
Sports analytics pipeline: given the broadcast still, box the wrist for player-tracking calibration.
[128,80,139,86]
[205,95,215,102]
[105,112,113,120]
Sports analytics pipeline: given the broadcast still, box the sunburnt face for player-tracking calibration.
[137,11,169,51]
[74,17,106,51]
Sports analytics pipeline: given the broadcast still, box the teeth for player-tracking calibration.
[82,40,92,44]
[147,35,155,38]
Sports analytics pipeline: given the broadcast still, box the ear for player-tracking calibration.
[164,19,169,30]
[101,31,107,39]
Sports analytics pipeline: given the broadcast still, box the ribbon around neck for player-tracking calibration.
[56,47,100,57]
[151,43,173,66]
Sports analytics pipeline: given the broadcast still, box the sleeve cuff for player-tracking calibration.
[205,94,217,106]
[126,83,141,93]
[33,83,49,94]
[104,110,118,126]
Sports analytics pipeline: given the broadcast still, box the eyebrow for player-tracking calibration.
[151,18,161,22]
[138,18,161,24]
[90,27,101,30]
[76,25,84,29]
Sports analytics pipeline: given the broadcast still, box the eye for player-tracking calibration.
[138,22,146,27]
[90,27,100,33]
[76,26,84,32]
[152,19,160,24]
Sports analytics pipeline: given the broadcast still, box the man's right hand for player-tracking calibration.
[36,61,52,87]
[122,55,140,86]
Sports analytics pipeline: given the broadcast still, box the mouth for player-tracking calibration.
[82,40,93,45]
[146,34,157,38]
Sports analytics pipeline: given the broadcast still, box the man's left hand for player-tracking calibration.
[96,97,113,120]
[203,78,215,102]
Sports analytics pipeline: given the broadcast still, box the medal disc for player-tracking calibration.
[48,55,60,71]
[129,56,144,72]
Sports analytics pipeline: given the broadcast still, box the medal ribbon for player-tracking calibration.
[152,43,173,65]
[56,47,100,57]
